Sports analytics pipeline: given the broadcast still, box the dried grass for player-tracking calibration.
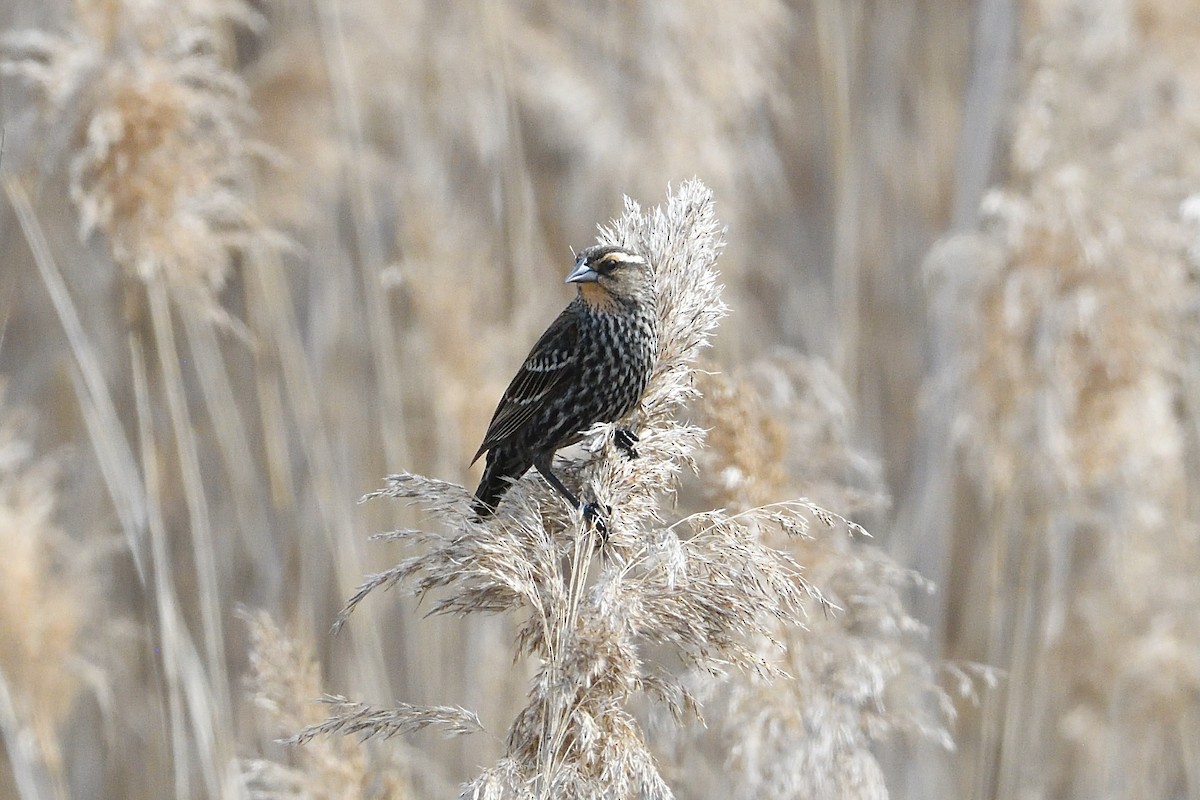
[0,387,89,798]
[4,2,276,794]
[926,0,1200,796]
[305,182,862,799]
[240,609,415,800]
[16,0,1198,797]
[665,352,967,800]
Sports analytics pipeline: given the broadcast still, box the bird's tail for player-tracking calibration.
[472,448,531,518]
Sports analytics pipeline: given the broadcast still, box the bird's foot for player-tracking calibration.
[614,428,640,460]
[582,502,613,542]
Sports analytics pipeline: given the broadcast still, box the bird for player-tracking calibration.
[471,244,659,532]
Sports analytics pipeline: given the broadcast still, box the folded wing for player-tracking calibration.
[472,308,580,462]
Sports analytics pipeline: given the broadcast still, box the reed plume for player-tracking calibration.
[299,181,853,798]
[662,352,967,800]
[241,609,418,799]
[0,387,91,799]
[2,0,268,317]
[925,1,1200,796]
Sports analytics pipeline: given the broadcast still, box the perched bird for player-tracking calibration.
[471,244,659,529]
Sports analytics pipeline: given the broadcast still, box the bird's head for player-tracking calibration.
[565,245,653,311]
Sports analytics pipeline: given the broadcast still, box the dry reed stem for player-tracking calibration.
[130,334,239,799]
[3,177,149,579]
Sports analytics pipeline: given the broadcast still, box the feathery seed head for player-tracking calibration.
[240,610,418,797]
[321,182,871,799]
[1,1,270,320]
[0,387,91,783]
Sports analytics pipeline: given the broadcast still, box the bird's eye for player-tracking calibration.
[593,252,636,275]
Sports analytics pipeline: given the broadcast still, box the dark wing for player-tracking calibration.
[471,307,581,462]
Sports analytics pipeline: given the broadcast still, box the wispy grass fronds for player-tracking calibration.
[305,181,833,798]
[926,1,1200,796]
[0,386,90,798]
[668,351,962,800]
[241,609,415,800]
[6,6,276,793]
[288,697,484,743]
[2,0,268,318]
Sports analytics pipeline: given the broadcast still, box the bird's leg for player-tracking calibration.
[533,459,609,540]
[613,428,639,459]
[533,459,580,507]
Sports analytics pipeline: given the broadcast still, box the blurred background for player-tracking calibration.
[1,0,1198,797]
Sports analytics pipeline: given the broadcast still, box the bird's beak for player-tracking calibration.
[565,258,600,284]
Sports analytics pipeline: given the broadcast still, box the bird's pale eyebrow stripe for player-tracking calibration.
[598,252,646,266]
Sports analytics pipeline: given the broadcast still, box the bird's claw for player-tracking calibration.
[582,502,612,541]
[614,428,640,460]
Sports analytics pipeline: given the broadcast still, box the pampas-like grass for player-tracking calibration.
[302,181,836,798]
[241,609,417,800]
[1,0,268,317]
[925,1,1200,797]
[4,4,275,795]
[673,352,973,800]
[0,387,88,799]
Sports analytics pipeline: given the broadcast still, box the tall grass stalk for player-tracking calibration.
[245,242,393,699]
[4,177,149,579]
[146,276,232,742]
[813,0,863,384]
[131,334,226,799]
[180,312,275,578]
[314,0,411,472]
